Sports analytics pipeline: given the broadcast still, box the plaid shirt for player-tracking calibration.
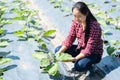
[62,20,103,57]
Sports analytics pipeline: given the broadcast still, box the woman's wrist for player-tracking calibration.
[56,51,61,54]
[74,57,78,61]
[74,53,85,61]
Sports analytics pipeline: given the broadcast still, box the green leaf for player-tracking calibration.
[0,28,4,35]
[0,0,6,4]
[0,77,4,80]
[41,43,46,49]
[97,12,107,19]
[48,63,58,76]
[55,53,72,61]
[0,67,7,73]
[109,40,120,45]
[27,37,35,41]
[30,19,36,24]
[0,6,8,11]
[0,58,12,65]
[117,16,120,20]
[0,41,9,47]
[14,30,25,37]
[43,30,56,37]
[115,26,120,30]
[32,52,48,60]
[98,19,106,26]
[53,1,62,8]
[37,39,44,43]
[12,17,24,20]
[0,20,12,25]
[107,18,115,24]
[48,52,54,61]
[88,3,95,8]
[107,46,116,55]
[12,0,30,6]
[28,30,40,35]
[30,19,40,26]
[116,41,120,44]
[12,0,22,3]
[40,58,51,67]
[9,8,19,13]
[109,40,117,45]
[108,8,116,13]
[21,26,29,31]
[0,39,10,42]
[43,64,53,72]
[61,7,70,13]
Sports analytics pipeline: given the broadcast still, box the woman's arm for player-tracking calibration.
[64,53,85,62]
[57,45,68,54]
[57,45,86,62]
[62,21,76,48]
[75,53,85,60]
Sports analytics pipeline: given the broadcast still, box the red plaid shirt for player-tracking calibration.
[62,20,103,57]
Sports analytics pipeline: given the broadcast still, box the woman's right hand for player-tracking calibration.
[57,45,67,53]
[56,51,61,54]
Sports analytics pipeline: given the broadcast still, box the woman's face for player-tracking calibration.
[73,8,87,23]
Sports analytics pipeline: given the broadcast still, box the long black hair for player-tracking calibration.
[72,2,97,43]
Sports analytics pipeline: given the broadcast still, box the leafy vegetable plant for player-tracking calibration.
[0,0,19,79]
[32,51,72,76]
[106,40,120,57]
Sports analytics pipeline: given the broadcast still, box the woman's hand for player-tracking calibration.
[56,51,61,54]
[62,57,76,62]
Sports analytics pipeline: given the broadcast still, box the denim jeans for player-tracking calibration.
[55,45,101,72]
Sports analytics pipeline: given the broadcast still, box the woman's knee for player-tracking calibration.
[74,61,86,72]
[74,59,91,72]
[54,45,62,53]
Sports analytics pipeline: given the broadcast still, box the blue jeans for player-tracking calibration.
[55,45,101,72]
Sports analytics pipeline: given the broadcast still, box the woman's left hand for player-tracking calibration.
[62,57,76,62]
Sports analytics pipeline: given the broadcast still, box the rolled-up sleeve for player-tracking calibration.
[62,22,76,48]
[81,22,102,56]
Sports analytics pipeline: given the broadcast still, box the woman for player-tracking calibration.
[55,2,103,73]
